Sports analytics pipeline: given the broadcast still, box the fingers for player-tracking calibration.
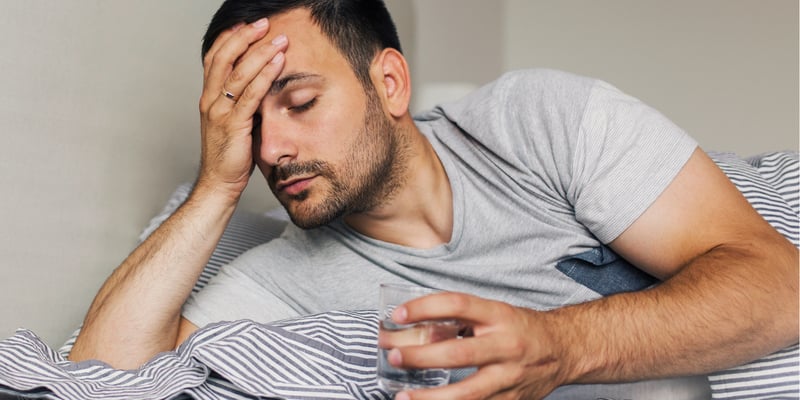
[220,33,288,105]
[397,364,512,400]
[388,334,508,369]
[396,348,557,400]
[394,292,513,327]
[204,19,268,91]
[204,18,268,86]
[227,48,285,122]
[201,18,287,111]
[388,294,544,368]
[202,22,244,82]
[389,294,562,400]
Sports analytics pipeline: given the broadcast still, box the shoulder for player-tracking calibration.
[427,69,600,153]
[492,68,597,91]
[431,69,599,131]
[483,68,598,106]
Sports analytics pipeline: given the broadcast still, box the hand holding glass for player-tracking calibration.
[377,283,462,393]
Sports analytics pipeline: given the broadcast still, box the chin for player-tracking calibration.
[283,199,342,230]
[287,210,334,230]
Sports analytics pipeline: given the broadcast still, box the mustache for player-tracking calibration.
[269,160,331,183]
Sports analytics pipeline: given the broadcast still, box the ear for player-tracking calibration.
[370,48,411,118]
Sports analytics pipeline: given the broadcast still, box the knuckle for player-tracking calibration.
[493,302,522,325]
[208,50,227,71]
[202,52,214,69]
[236,87,255,103]
[199,96,212,113]
[497,302,517,318]
[206,104,227,121]
[506,364,526,386]
[227,67,244,84]
[208,48,236,75]
[501,335,527,359]
[448,293,471,315]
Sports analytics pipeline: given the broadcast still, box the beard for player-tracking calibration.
[268,87,410,229]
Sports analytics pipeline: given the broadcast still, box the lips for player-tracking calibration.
[276,175,316,196]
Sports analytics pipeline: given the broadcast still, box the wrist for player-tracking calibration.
[540,305,612,385]
[192,176,247,207]
[186,183,243,218]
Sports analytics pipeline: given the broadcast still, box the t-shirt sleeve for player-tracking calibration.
[436,69,697,245]
[568,80,697,243]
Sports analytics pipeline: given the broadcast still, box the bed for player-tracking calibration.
[0,150,796,400]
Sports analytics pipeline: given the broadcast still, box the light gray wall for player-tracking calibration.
[407,0,504,97]
[0,1,796,348]
[410,0,800,156]
[0,1,222,346]
[502,1,798,155]
[408,1,797,155]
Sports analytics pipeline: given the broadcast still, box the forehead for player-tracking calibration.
[262,8,355,83]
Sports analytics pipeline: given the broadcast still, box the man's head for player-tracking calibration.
[202,1,414,229]
[202,0,402,91]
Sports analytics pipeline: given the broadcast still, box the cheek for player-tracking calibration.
[308,109,361,156]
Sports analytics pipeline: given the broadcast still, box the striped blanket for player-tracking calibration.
[705,151,799,400]
[0,151,796,400]
[0,311,386,399]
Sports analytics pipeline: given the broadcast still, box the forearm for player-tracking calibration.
[69,184,238,368]
[552,238,799,384]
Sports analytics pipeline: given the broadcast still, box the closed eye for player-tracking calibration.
[288,97,317,113]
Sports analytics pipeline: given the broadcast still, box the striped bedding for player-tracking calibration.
[1,311,385,399]
[705,151,799,400]
[0,151,796,399]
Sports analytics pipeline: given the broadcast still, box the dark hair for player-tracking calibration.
[202,0,402,88]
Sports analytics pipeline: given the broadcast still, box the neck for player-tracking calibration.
[344,120,453,248]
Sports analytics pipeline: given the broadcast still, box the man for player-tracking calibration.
[70,0,798,399]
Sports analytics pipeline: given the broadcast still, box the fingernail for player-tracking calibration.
[395,392,410,400]
[392,306,407,323]
[231,22,245,31]
[388,348,403,366]
[271,52,284,65]
[271,34,287,46]
[252,18,268,28]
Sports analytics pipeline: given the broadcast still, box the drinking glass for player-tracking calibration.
[377,283,461,393]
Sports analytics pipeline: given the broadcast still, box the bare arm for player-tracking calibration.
[566,148,798,380]
[69,19,288,369]
[68,189,233,368]
[387,149,798,399]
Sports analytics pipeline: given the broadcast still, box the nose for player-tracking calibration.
[256,118,298,167]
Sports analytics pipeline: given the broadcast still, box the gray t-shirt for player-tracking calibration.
[183,69,697,327]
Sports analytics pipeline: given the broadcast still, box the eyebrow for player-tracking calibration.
[268,73,324,96]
